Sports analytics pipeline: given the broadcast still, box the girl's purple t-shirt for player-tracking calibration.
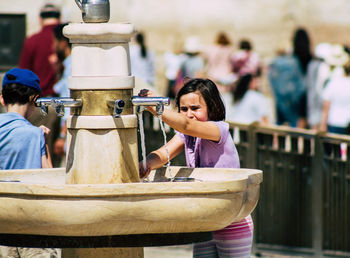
[176,121,240,168]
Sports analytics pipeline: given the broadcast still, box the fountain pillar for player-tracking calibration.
[64,23,139,184]
[62,23,143,257]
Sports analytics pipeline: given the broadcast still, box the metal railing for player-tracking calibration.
[228,121,350,257]
[140,113,350,257]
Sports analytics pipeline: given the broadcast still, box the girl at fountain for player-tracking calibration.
[138,78,253,257]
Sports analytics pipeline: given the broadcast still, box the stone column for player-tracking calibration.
[62,23,143,258]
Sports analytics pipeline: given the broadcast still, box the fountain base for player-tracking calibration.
[0,166,261,255]
[0,232,212,248]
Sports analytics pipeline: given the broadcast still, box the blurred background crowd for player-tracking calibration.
[133,27,350,134]
[1,0,350,166]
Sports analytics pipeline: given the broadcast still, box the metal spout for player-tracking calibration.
[107,99,125,118]
[75,0,83,12]
[131,96,170,116]
[36,99,50,116]
[35,97,83,117]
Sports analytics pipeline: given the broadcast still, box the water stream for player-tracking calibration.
[137,110,173,181]
[158,116,173,179]
[137,110,148,181]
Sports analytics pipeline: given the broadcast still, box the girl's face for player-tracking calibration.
[179,91,209,121]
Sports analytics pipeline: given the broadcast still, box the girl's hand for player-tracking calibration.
[39,125,51,135]
[139,161,151,178]
[138,89,157,114]
[138,89,155,98]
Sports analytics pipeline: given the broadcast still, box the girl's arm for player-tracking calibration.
[159,108,220,141]
[140,134,184,178]
[139,90,221,142]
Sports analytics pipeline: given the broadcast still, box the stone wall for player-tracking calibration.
[2,0,350,93]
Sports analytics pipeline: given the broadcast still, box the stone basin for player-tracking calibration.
[0,167,262,237]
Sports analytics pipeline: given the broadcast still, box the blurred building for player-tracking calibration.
[1,0,350,94]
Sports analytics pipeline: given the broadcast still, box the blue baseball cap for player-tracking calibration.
[2,68,41,93]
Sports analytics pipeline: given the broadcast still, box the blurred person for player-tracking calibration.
[227,73,269,124]
[163,39,186,100]
[52,23,71,166]
[18,3,62,166]
[203,32,236,114]
[306,43,330,129]
[306,43,345,129]
[292,28,313,128]
[171,36,205,95]
[130,32,155,86]
[181,36,205,78]
[232,39,261,78]
[52,23,70,100]
[19,3,61,96]
[204,32,236,92]
[268,28,312,128]
[320,55,350,135]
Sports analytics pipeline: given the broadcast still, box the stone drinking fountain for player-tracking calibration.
[0,1,262,257]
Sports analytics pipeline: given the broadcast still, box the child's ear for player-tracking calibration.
[0,95,5,107]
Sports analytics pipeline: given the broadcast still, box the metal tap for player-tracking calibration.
[131,96,170,116]
[35,97,51,116]
[107,99,125,118]
[35,97,83,117]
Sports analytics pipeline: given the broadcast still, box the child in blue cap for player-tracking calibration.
[0,68,52,169]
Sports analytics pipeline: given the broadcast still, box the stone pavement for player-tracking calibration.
[144,245,192,258]
[144,245,306,257]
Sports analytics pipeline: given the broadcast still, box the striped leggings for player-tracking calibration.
[193,215,254,258]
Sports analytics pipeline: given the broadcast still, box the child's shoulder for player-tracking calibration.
[1,112,29,123]
[13,125,43,143]
[211,120,229,129]
[210,121,230,136]
[1,113,42,135]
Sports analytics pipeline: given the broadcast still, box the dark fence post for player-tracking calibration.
[312,132,323,257]
[248,122,258,255]
[248,122,258,169]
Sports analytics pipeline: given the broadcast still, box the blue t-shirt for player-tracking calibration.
[176,121,240,168]
[0,112,46,169]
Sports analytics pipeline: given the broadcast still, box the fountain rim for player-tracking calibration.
[0,167,262,197]
[0,167,262,237]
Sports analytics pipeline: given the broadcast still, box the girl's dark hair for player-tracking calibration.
[2,83,40,105]
[293,28,312,75]
[233,74,253,102]
[175,78,225,121]
[136,33,147,58]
